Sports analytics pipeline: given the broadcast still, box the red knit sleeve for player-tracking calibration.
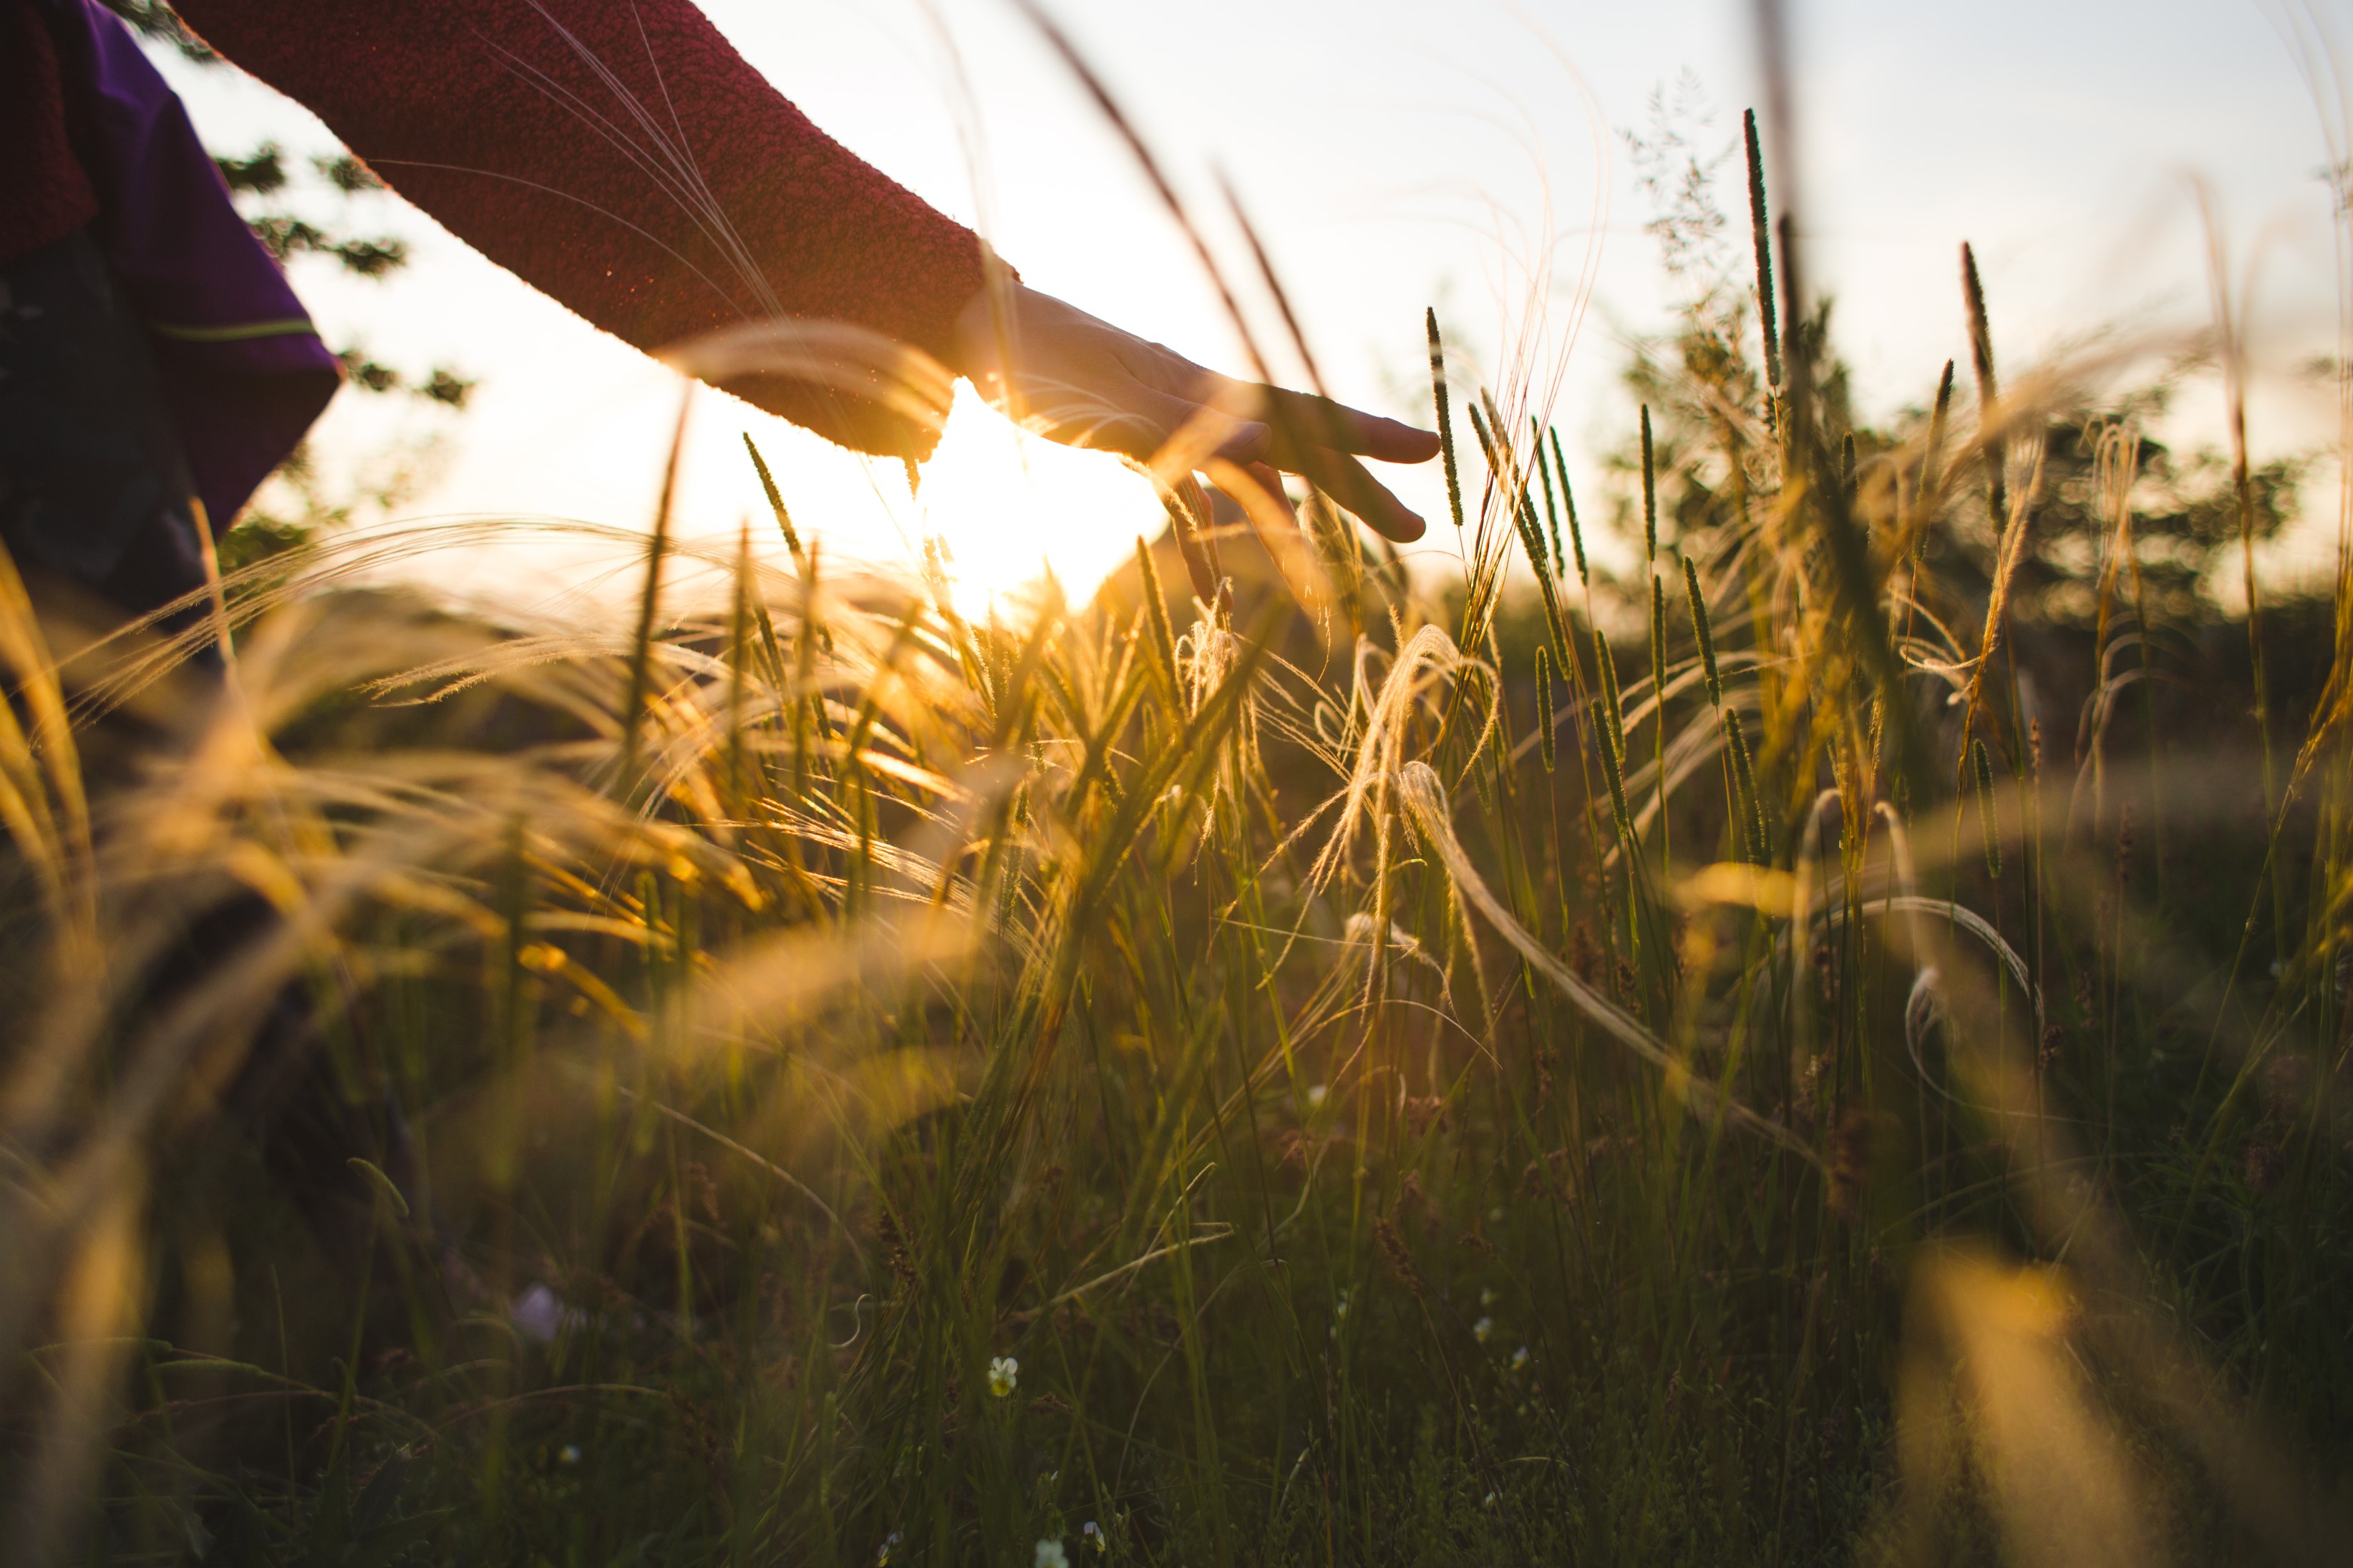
[171,0,994,458]
[0,0,101,265]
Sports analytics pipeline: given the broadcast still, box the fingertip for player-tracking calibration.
[1380,508,1427,544]
[1378,426,1443,464]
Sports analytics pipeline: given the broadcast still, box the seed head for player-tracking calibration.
[1649,573,1668,708]
[1640,404,1658,561]
[1534,646,1556,772]
[1533,417,1567,576]
[1552,427,1588,585]
[744,434,802,557]
[1594,628,1626,764]
[1684,556,1722,706]
[1373,1215,1425,1298]
[1427,308,1466,533]
[1744,108,1780,394]
[1724,709,1768,864]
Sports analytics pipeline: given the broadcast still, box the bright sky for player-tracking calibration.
[153,0,2353,613]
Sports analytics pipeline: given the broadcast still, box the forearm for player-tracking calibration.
[173,0,993,452]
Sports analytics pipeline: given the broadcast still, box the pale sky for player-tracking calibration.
[152,0,2353,612]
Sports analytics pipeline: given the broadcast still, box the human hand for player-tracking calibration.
[946,282,1441,542]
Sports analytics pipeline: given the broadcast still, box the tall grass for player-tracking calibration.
[4,80,2353,1568]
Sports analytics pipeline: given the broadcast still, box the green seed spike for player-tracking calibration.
[1553,427,1588,585]
[1516,487,1549,582]
[1971,737,2003,877]
[1598,707,1632,840]
[1724,708,1768,864]
[1648,571,1668,712]
[1744,108,1780,394]
[1640,404,1658,563]
[1594,625,1626,764]
[1684,555,1722,707]
[1533,417,1566,577]
[743,433,802,557]
[1460,400,1574,674]
[1427,308,1467,532]
[1535,646,1556,772]
[1466,399,1500,490]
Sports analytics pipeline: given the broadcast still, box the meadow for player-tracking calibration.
[4,76,2352,1567]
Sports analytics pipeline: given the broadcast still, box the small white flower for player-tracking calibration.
[1510,1345,1530,1372]
[878,1532,902,1566]
[989,1356,1019,1398]
[1082,1521,1105,1553]
[557,1443,581,1466]
[1306,1084,1328,1108]
[1035,1540,1070,1568]
[1473,1316,1493,1343]
[1478,1287,1497,1309]
[1481,1491,1498,1508]
[1333,1287,1351,1322]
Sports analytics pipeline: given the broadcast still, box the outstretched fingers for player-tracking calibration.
[1289,444,1427,542]
[1259,386,1442,464]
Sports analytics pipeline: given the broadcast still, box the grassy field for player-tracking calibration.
[6,95,2353,1567]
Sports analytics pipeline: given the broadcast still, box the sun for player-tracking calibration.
[874,382,1172,619]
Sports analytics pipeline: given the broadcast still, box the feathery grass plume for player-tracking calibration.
[1724,708,1768,863]
[1427,308,1466,532]
[1743,107,1780,394]
[1971,736,2002,876]
[1594,624,1626,763]
[1552,426,1588,585]
[742,432,802,558]
[1640,403,1658,562]
[1301,487,1368,640]
[1962,242,2008,531]
[1534,646,1556,772]
[1684,555,1722,706]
